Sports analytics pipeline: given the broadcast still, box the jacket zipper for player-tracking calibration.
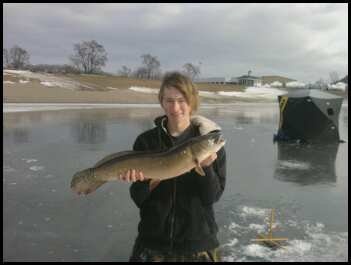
[169,178,177,250]
[167,130,177,251]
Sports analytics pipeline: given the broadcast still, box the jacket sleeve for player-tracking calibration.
[129,134,152,208]
[196,147,226,205]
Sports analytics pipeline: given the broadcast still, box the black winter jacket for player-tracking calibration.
[129,115,226,253]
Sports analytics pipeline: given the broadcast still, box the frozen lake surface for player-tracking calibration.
[3,103,348,261]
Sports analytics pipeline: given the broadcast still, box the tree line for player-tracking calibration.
[3,41,346,85]
[3,40,201,80]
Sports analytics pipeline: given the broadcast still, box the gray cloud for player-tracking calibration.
[4,3,348,82]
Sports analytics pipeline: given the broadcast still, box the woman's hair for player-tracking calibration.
[158,71,199,113]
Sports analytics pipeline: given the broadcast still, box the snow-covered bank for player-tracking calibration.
[328,82,347,91]
[3,69,90,90]
[218,87,285,99]
[128,85,286,100]
[129,86,159,94]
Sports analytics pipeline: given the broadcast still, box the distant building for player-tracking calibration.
[237,71,262,87]
[195,71,296,87]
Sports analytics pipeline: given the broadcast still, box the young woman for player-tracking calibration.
[119,72,226,262]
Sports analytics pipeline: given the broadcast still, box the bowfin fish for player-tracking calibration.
[71,131,225,195]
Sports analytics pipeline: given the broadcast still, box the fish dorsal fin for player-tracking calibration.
[94,148,167,168]
[94,150,140,167]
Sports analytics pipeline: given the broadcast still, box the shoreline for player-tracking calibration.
[3,102,284,113]
[4,70,347,107]
[4,100,348,113]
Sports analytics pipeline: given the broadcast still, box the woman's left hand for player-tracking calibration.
[200,153,217,167]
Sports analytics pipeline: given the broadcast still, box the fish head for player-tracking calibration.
[71,168,101,195]
[190,130,226,161]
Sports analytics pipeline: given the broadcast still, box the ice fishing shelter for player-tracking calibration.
[274,89,343,143]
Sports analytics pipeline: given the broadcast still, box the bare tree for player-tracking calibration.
[118,65,132,77]
[8,45,30,69]
[182,63,201,80]
[3,48,9,68]
[27,63,80,74]
[132,67,148,79]
[140,54,161,79]
[314,78,328,90]
[329,71,339,84]
[70,40,108,74]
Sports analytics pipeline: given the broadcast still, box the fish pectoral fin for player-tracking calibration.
[149,179,161,191]
[194,158,206,176]
[195,166,206,176]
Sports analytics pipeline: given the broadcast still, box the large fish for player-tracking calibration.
[71,131,225,195]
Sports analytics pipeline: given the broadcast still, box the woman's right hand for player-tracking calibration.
[118,169,147,182]
[118,169,161,191]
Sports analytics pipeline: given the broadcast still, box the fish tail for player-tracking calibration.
[71,168,106,195]
[71,168,106,194]
[71,168,92,188]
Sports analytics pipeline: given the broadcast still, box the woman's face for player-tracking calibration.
[161,86,192,124]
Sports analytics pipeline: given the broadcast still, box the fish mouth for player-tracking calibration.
[217,135,226,145]
[208,130,226,145]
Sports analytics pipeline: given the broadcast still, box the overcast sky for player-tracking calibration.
[4,3,348,83]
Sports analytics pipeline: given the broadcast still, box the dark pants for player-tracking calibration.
[129,240,221,262]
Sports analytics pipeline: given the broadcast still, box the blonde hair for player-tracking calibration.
[158,71,199,113]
